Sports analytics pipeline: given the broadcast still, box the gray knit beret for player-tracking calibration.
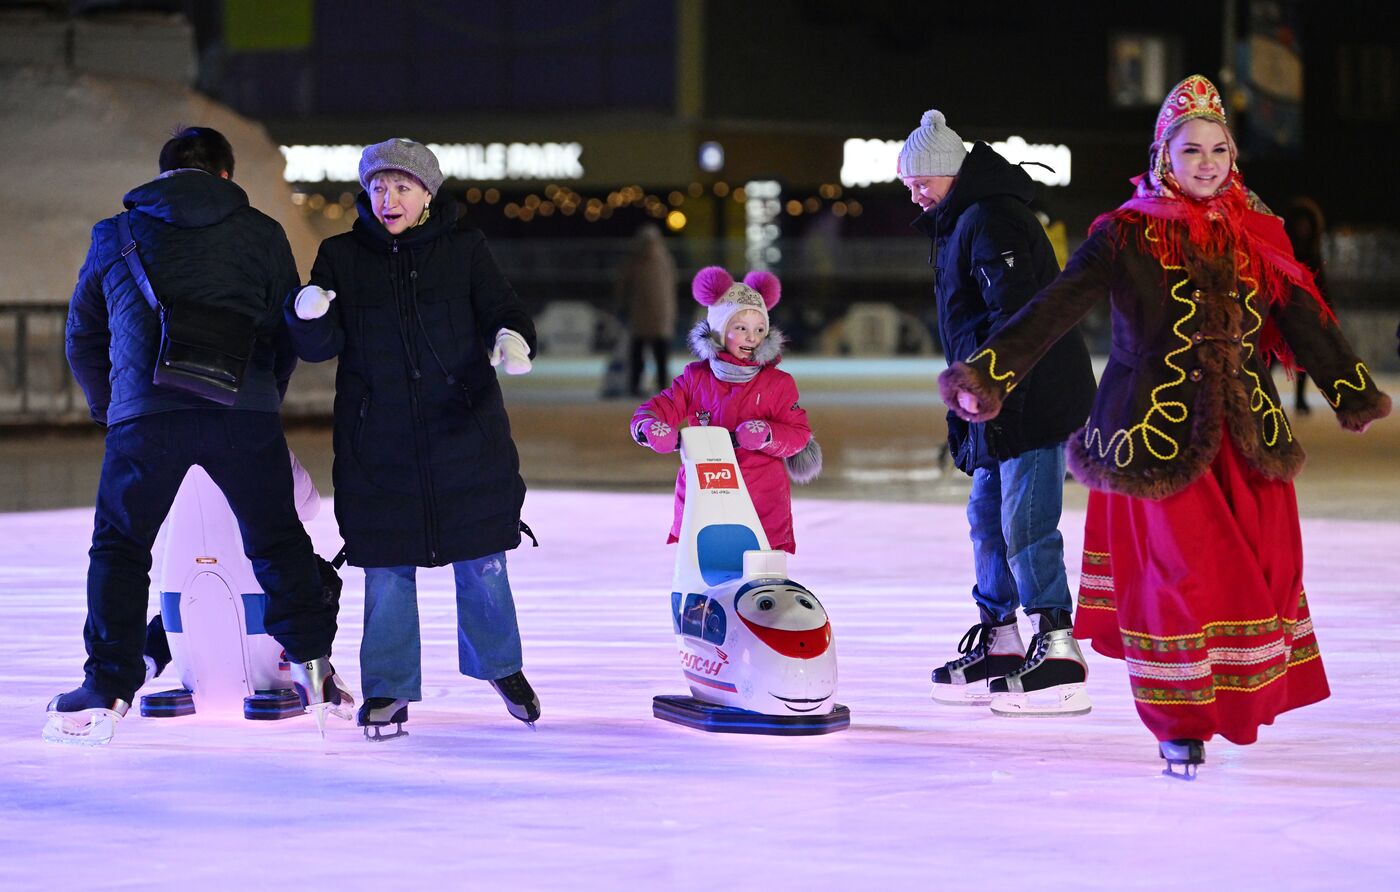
[897,110,968,178]
[359,138,444,195]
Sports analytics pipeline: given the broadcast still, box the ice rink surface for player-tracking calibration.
[2,360,1397,889]
[2,488,1397,891]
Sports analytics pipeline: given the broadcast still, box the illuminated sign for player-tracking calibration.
[279,142,585,184]
[745,179,781,270]
[840,136,1071,188]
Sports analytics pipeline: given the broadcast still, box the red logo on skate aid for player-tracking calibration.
[697,463,738,490]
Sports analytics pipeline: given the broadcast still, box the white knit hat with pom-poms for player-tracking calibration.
[692,266,781,336]
[896,109,968,178]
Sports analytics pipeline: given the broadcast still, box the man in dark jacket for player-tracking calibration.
[900,110,1097,716]
[48,127,348,745]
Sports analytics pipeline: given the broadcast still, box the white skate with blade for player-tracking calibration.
[42,695,130,746]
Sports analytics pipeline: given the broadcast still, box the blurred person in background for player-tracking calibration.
[616,223,678,397]
[1281,196,1328,415]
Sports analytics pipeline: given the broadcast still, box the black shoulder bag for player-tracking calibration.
[117,212,258,406]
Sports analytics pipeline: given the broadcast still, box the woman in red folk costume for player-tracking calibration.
[938,75,1390,778]
[632,267,821,554]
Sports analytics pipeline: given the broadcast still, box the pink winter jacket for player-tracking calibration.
[633,327,815,553]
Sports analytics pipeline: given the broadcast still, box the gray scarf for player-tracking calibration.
[710,356,760,384]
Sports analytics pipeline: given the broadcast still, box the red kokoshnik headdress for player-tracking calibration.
[1091,74,1333,368]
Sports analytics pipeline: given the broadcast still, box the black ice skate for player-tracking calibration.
[490,670,541,728]
[988,610,1092,717]
[290,657,355,736]
[357,697,410,742]
[931,615,1025,705]
[42,687,131,746]
[1159,738,1206,780]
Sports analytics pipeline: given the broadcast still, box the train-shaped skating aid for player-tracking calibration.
[652,426,849,734]
[139,455,324,722]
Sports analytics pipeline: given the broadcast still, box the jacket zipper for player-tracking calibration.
[393,241,440,563]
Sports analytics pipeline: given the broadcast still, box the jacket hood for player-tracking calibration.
[352,192,460,252]
[688,320,786,365]
[918,142,1038,235]
[123,170,249,228]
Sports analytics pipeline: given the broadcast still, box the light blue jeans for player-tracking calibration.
[360,553,524,701]
[965,443,1073,622]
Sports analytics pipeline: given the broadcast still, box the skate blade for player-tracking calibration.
[41,708,121,746]
[1161,763,1199,781]
[931,684,995,706]
[989,683,1092,717]
[362,724,408,742]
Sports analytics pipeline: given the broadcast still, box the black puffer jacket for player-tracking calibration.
[287,195,536,568]
[66,171,299,425]
[914,142,1096,473]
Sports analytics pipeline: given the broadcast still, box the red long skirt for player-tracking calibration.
[1073,433,1329,744]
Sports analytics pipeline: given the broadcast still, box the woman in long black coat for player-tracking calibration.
[287,139,541,734]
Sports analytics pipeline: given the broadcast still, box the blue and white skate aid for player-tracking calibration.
[140,458,352,730]
[652,426,849,735]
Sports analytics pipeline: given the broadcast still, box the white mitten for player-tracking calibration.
[490,329,533,375]
[294,284,336,320]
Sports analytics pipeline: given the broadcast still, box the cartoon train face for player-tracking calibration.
[671,576,838,715]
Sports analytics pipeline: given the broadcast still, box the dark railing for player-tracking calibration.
[6,234,1397,424]
[0,303,84,423]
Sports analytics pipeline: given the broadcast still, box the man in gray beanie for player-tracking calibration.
[903,109,1097,718]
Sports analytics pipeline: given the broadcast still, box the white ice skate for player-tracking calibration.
[290,658,355,737]
[42,695,130,746]
[988,626,1092,717]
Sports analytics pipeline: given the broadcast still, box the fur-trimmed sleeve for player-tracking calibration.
[1269,283,1392,431]
[941,224,1116,423]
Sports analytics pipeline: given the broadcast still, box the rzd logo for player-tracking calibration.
[697,462,737,490]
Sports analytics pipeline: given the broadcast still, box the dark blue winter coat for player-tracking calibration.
[66,170,299,426]
[914,142,1096,473]
[287,195,537,568]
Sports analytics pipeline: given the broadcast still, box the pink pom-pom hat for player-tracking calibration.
[692,265,781,335]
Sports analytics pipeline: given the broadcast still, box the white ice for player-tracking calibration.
[2,489,1397,890]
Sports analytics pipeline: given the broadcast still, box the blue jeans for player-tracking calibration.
[360,554,524,701]
[965,442,1072,621]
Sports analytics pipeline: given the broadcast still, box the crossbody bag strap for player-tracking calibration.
[117,211,164,317]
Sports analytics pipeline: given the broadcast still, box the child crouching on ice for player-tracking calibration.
[631,267,821,553]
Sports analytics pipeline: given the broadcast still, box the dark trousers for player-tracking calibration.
[628,336,670,395]
[83,409,336,701]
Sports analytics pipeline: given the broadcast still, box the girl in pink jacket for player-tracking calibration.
[632,267,822,553]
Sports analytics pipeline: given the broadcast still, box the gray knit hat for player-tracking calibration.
[896,110,968,178]
[359,138,444,195]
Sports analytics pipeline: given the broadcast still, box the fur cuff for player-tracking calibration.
[785,437,823,484]
[687,321,786,363]
[1336,389,1391,432]
[938,361,1005,423]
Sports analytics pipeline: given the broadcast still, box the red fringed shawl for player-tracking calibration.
[1091,175,1335,371]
